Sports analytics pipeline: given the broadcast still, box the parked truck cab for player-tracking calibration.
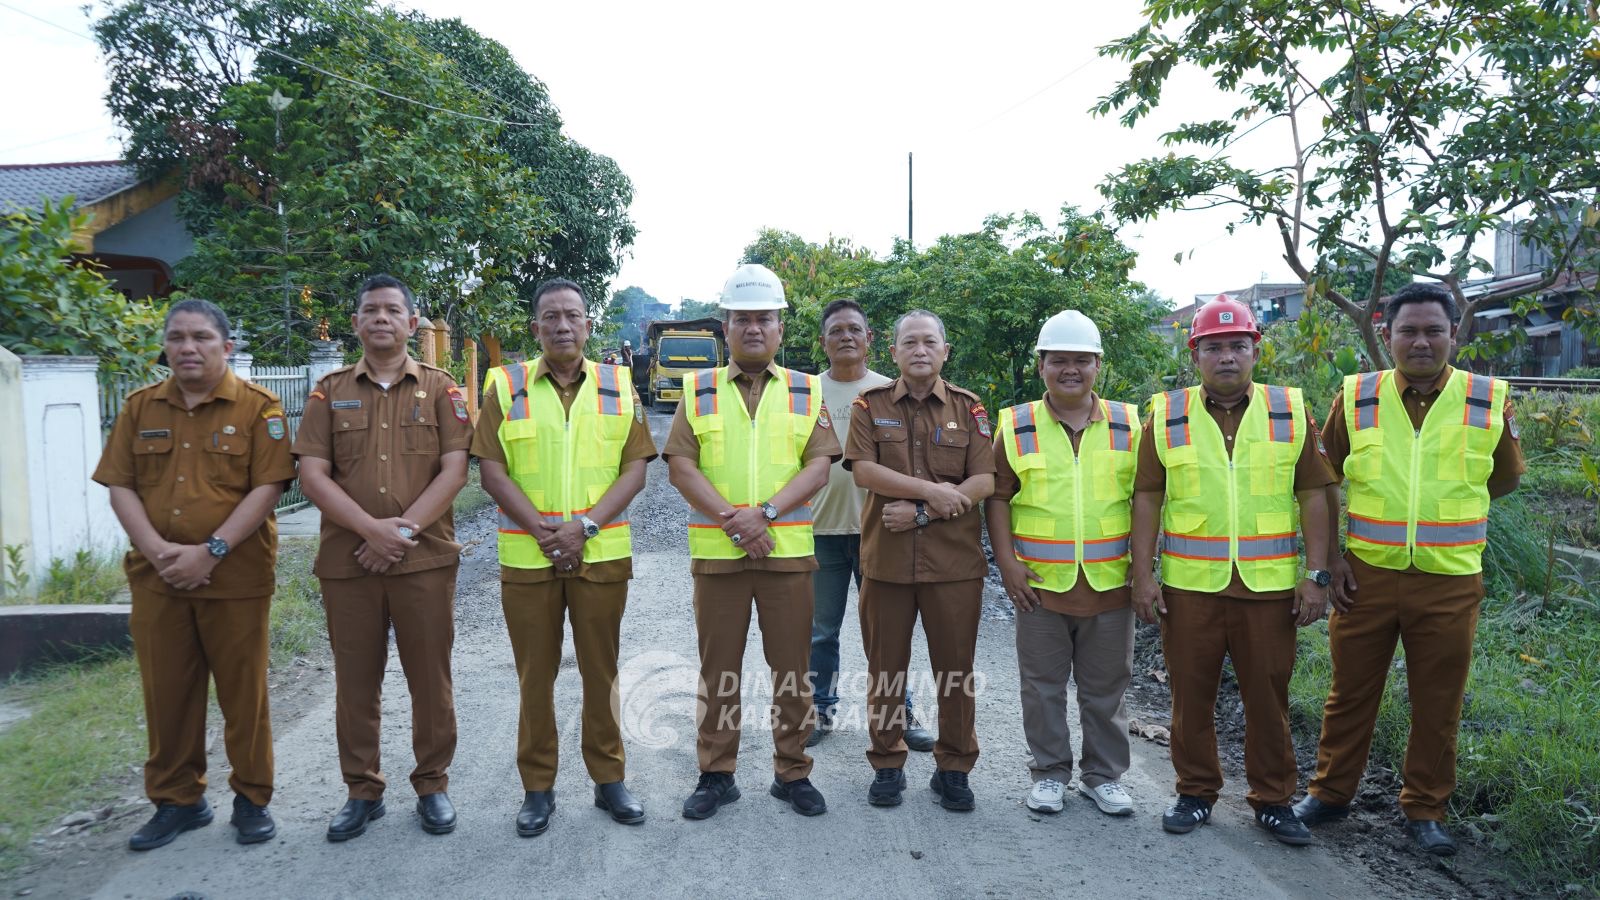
[646,319,724,410]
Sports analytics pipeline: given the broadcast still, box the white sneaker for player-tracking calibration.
[1026,778,1066,813]
[1079,780,1135,816]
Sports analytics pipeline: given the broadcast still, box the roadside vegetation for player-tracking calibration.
[2,547,127,607]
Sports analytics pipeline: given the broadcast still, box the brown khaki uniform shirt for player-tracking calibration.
[843,378,997,584]
[471,358,659,583]
[661,361,842,575]
[992,393,1131,617]
[1321,365,1526,570]
[292,356,474,579]
[93,371,297,599]
[1134,383,1338,600]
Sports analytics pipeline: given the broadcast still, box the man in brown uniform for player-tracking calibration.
[95,299,295,850]
[845,309,996,811]
[294,275,472,841]
[1294,284,1525,855]
[473,278,656,837]
[664,263,837,820]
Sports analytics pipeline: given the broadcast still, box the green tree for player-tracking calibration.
[1094,0,1600,366]
[675,298,721,320]
[0,200,165,375]
[600,285,663,347]
[741,229,881,369]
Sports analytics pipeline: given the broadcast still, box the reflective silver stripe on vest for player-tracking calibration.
[1236,533,1298,561]
[786,369,812,416]
[1464,373,1493,429]
[503,363,530,421]
[1265,385,1295,443]
[1012,404,1040,456]
[1163,389,1191,449]
[1347,514,1406,546]
[693,369,718,417]
[498,510,564,533]
[1083,535,1131,562]
[1415,518,1488,547]
[688,504,815,528]
[596,364,623,416]
[1013,537,1074,562]
[1104,401,1132,452]
[1162,532,1228,560]
[1353,372,1381,431]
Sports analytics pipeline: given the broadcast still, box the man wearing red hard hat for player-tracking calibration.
[1130,296,1337,845]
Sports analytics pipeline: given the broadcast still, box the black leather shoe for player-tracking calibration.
[904,713,935,753]
[769,776,827,816]
[128,799,213,851]
[594,781,645,825]
[517,791,555,838]
[930,770,975,811]
[1406,818,1458,856]
[417,792,456,835]
[682,772,740,820]
[1292,793,1350,827]
[230,794,275,845]
[327,798,386,842]
[868,767,906,807]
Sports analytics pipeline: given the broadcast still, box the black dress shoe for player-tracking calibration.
[517,791,554,837]
[1406,818,1458,856]
[230,794,276,845]
[1292,793,1350,827]
[904,713,935,753]
[417,792,456,835]
[868,768,906,807]
[682,772,740,820]
[594,781,645,825]
[327,798,386,842]
[128,799,213,851]
[769,776,827,816]
[930,770,975,811]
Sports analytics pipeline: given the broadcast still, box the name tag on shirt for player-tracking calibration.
[332,400,362,409]
[138,429,171,439]
[873,418,902,427]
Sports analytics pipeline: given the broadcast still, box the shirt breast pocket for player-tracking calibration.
[875,428,909,472]
[333,411,370,467]
[401,414,440,455]
[929,428,969,477]
[204,435,250,490]
[132,435,173,489]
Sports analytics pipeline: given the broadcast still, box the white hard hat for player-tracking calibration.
[623,340,631,347]
[718,263,788,311]
[1036,309,1103,354]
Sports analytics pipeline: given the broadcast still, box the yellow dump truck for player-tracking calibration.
[644,317,724,410]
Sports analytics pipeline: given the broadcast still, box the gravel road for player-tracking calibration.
[13,410,1468,899]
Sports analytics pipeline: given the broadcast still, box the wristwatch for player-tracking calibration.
[913,501,931,528]
[1304,568,1332,587]
[760,501,780,522]
[578,515,601,540]
[206,535,230,559]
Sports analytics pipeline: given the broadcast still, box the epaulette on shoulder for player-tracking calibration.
[945,381,982,402]
[125,380,164,401]
[859,381,895,397]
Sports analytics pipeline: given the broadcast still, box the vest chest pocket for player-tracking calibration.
[875,427,909,471]
[1162,445,1201,499]
[132,433,174,488]
[1347,428,1384,483]
[1437,428,1495,483]
[401,415,439,455]
[1247,440,1294,496]
[1092,447,1136,501]
[688,413,724,467]
[333,411,370,466]
[929,428,969,477]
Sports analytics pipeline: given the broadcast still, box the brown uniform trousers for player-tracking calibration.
[93,371,296,808]
[1308,367,1524,821]
[1135,386,1337,810]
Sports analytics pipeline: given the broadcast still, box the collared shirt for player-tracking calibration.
[843,377,997,584]
[471,357,658,583]
[293,355,474,579]
[662,360,842,575]
[1133,382,1337,601]
[992,392,1130,616]
[93,370,297,599]
[813,368,894,535]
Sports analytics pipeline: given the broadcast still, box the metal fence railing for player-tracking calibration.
[252,365,312,512]
[99,365,170,443]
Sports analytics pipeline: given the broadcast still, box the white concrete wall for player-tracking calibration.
[0,348,30,599]
[20,356,119,582]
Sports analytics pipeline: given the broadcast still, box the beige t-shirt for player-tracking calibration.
[812,368,892,534]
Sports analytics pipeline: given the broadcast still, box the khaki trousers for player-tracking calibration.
[1016,604,1134,787]
[692,570,815,781]
[1308,552,1483,821]
[861,577,982,773]
[128,586,273,807]
[502,578,627,790]
[322,565,458,800]
[1161,589,1298,809]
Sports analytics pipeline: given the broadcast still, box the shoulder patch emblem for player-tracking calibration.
[448,387,470,423]
[972,402,991,438]
[262,407,285,419]
[308,389,327,402]
[1507,411,1520,440]
[266,416,286,440]
[853,396,869,410]
[817,401,832,428]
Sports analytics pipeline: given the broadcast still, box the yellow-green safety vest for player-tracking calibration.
[1341,369,1506,574]
[996,397,1139,592]
[684,365,821,559]
[488,359,634,569]
[1151,384,1306,592]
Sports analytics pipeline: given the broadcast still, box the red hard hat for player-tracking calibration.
[1187,295,1261,349]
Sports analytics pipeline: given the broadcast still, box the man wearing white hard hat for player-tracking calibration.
[985,310,1141,818]
[663,263,839,820]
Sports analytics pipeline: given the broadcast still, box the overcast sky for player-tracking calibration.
[1,0,1302,310]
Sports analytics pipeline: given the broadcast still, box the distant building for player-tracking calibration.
[1154,282,1307,343]
[0,160,191,299]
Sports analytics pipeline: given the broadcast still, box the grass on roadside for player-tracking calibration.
[1,548,127,607]
[453,459,492,518]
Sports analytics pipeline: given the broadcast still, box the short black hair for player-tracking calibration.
[820,298,868,332]
[533,278,587,315]
[1385,282,1458,325]
[164,298,230,340]
[357,274,415,313]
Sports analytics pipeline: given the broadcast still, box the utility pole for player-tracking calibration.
[268,89,294,359]
[907,152,914,249]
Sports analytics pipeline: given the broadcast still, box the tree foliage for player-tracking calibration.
[1095,0,1600,365]
[741,228,880,369]
[0,200,165,375]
